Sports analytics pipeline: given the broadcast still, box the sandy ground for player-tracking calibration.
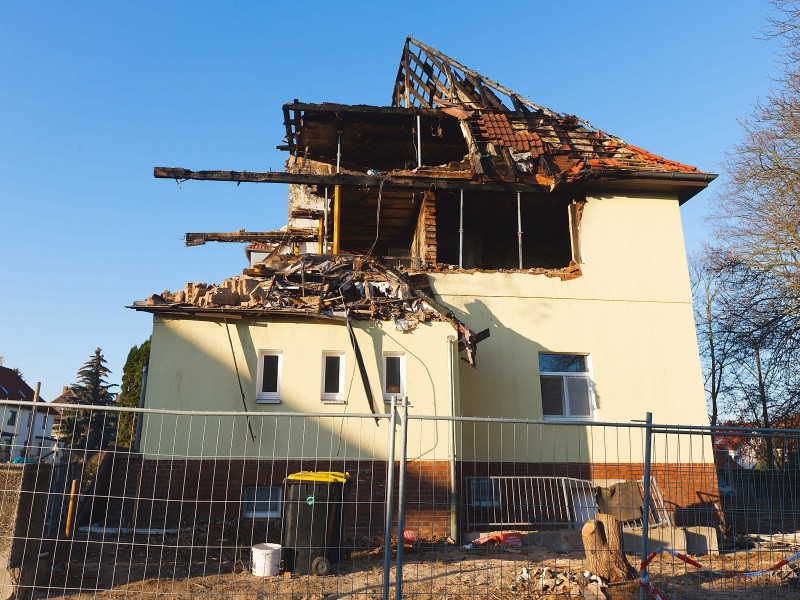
[5,531,800,599]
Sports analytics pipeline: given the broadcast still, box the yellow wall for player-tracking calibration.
[141,316,455,460]
[141,192,710,464]
[428,192,711,462]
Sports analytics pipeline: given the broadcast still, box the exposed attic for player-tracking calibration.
[154,37,715,274]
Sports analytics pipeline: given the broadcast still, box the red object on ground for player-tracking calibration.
[403,530,417,545]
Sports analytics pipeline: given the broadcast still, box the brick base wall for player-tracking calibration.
[105,456,719,542]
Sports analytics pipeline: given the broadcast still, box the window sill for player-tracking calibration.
[256,398,281,404]
[321,398,346,404]
[542,415,594,423]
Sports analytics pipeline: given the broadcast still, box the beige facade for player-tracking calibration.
[141,315,456,460]
[141,190,710,464]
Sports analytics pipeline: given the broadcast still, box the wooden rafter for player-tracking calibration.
[393,37,565,119]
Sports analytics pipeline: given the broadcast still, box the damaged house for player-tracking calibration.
[127,38,718,545]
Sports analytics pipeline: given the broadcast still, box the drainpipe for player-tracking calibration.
[133,366,148,453]
[517,192,523,269]
[334,132,342,254]
[416,114,422,168]
[447,335,459,542]
[323,187,329,254]
[458,190,464,269]
[333,186,341,254]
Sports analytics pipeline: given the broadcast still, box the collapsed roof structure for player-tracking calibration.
[137,37,715,363]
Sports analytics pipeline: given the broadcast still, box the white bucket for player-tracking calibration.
[251,543,281,576]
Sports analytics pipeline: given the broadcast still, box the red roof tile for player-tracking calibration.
[473,110,698,182]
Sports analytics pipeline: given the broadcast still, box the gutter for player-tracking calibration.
[584,169,717,183]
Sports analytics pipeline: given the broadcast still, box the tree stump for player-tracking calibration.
[582,513,636,583]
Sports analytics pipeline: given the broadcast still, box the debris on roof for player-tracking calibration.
[131,255,489,366]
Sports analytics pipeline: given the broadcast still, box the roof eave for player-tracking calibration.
[579,169,718,204]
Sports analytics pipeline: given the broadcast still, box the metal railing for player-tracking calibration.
[0,400,798,598]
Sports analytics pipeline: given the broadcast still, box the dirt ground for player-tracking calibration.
[7,530,800,599]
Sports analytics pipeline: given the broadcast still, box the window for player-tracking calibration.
[383,353,405,402]
[256,351,282,403]
[539,353,594,419]
[17,389,26,399]
[321,353,345,402]
[0,385,8,396]
[469,478,501,507]
[7,411,16,427]
[242,486,282,518]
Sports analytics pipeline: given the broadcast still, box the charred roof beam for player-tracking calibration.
[184,230,317,247]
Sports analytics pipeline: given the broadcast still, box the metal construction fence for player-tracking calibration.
[0,400,799,598]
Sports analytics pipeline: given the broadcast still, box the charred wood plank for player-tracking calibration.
[154,166,553,193]
[185,230,317,246]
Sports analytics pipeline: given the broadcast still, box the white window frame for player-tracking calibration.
[321,352,346,403]
[242,486,282,519]
[539,353,595,421]
[382,352,406,403]
[255,351,282,403]
[7,410,16,427]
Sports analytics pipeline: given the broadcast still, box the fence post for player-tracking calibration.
[639,412,653,600]
[395,396,409,600]
[382,397,398,600]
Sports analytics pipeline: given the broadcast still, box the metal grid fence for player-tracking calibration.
[0,400,798,598]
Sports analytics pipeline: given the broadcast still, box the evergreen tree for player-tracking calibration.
[59,348,118,450]
[116,339,151,448]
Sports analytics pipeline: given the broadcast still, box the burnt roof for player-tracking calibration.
[279,38,714,199]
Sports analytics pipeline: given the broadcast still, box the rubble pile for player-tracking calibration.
[133,254,486,365]
[510,566,609,598]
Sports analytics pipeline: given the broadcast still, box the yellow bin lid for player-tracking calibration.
[286,471,350,483]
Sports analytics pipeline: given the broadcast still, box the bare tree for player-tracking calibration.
[690,255,736,426]
[703,1,800,445]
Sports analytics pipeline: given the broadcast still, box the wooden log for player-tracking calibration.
[581,513,636,583]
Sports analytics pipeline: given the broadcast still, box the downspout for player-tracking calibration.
[323,186,329,254]
[133,365,148,453]
[517,191,523,269]
[458,190,464,269]
[333,186,341,254]
[416,114,423,168]
[447,335,458,542]
[334,132,342,254]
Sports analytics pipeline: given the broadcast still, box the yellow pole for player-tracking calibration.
[333,185,341,254]
[318,218,324,253]
[65,479,78,538]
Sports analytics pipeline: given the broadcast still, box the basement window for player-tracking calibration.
[469,478,502,507]
[242,486,282,519]
[539,353,594,420]
[256,351,282,403]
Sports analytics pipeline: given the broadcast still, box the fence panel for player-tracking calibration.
[0,402,798,598]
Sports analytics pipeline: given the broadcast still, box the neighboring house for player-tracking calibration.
[129,39,718,542]
[0,366,57,462]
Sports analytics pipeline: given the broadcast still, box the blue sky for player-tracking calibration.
[0,1,782,399]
